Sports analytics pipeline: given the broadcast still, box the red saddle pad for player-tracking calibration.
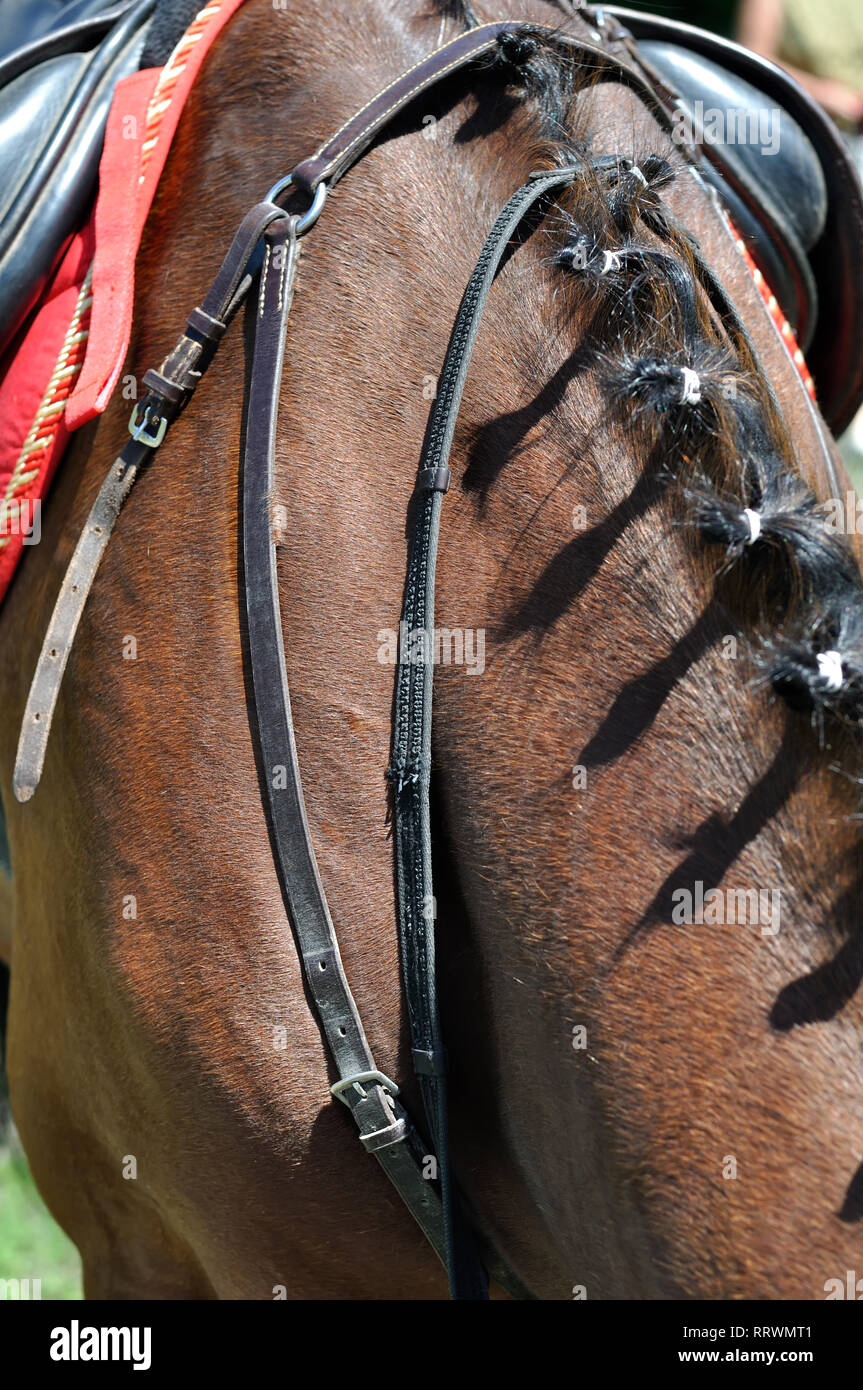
[0,0,246,605]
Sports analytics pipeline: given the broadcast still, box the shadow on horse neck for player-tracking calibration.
[2,0,863,1299]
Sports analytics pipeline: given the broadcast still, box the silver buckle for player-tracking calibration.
[128,400,168,448]
[330,1070,400,1105]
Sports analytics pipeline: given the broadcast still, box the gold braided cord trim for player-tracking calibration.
[729,224,816,399]
[0,265,94,550]
[0,2,230,552]
[138,0,224,182]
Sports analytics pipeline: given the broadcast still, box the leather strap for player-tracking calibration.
[11,12,687,1301]
[389,165,584,1303]
[289,19,677,196]
[241,216,449,1270]
[14,18,676,797]
[291,22,524,192]
[15,9,816,1304]
[13,199,286,801]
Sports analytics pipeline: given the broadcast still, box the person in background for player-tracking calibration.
[737,0,863,129]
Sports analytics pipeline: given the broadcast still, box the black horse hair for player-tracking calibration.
[432,2,863,738]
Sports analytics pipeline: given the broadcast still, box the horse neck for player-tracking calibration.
[110,0,863,1295]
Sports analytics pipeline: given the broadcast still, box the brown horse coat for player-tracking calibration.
[2,0,862,1298]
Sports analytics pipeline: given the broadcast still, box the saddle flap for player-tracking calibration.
[640,40,828,252]
[0,0,153,357]
[611,6,863,436]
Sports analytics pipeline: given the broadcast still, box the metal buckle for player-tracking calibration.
[330,1070,400,1105]
[128,400,168,448]
[263,174,327,234]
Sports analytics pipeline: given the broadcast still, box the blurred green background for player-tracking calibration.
[0,1042,82,1300]
[0,1101,82,1300]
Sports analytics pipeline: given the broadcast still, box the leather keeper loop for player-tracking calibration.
[288,160,317,195]
[412,1047,446,1077]
[360,1115,410,1153]
[416,466,451,493]
[141,368,186,406]
[187,305,227,342]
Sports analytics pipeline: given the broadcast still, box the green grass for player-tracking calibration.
[0,1115,82,1301]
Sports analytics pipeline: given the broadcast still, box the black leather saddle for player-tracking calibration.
[610,8,863,436]
[0,0,155,358]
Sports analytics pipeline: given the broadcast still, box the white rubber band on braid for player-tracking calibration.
[742,508,762,544]
[601,250,622,274]
[816,650,844,691]
[630,164,649,187]
[679,366,702,405]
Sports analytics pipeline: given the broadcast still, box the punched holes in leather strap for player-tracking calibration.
[416,466,451,493]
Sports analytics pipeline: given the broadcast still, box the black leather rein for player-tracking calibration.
[11,13,780,1298]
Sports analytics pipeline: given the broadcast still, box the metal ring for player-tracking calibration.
[264,174,327,234]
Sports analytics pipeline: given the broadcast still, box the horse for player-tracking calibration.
[2,0,863,1299]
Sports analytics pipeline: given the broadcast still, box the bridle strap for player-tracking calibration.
[13,199,286,801]
[287,20,681,201]
[11,6,835,1301]
[389,165,582,1299]
[291,21,527,193]
[8,12,691,1301]
[14,22,679,803]
[242,216,450,1269]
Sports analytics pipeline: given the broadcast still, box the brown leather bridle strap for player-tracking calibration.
[13,200,287,802]
[289,18,676,195]
[14,3,769,1301]
[291,22,524,192]
[14,17,683,806]
[243,216,453,1280]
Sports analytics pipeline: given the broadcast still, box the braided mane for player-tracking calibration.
[435,4,863,755]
